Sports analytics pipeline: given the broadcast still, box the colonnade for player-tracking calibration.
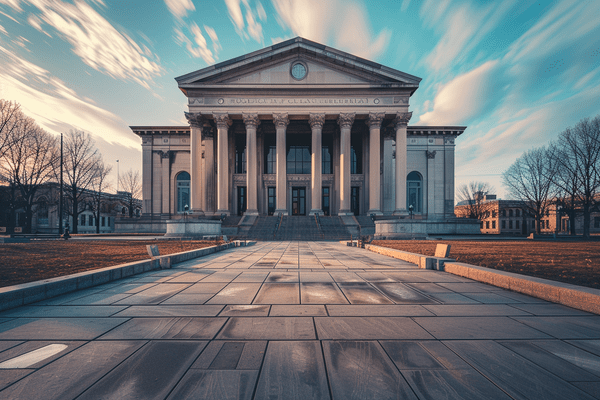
[186,111,412,216]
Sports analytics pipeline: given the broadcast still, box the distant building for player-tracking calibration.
[455,195,600,235]
[0,182,141,235]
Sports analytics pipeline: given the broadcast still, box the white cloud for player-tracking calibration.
[203,25,222,53]
[271,0,390,59]
[174,23,217,64]
[164,0,195,19]
[0,0,22,12]
[417,60,501,125]
[225,0,264,43]
[21,0,163,89]
[401,0,410,12]
[0,24,7,35]
[0,44,139,151]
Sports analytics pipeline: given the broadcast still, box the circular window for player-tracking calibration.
[290,61,307,80]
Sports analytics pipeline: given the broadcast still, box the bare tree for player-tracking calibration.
[0,116,58,233]
[119,169,142,217]
[548,142,579,235]
[551,116,600,237]
[62,130,102,234]
[503,146,557,234]
[90,161,112,234]
[456,181,495,219]
[0,100,22,159]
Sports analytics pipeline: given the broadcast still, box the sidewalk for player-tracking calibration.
[0,241,598,399]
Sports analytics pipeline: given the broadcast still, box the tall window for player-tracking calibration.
[264,135,276,174]
[407,171,422,213]
[350,133,362,174]
[176,171,190,213]
[287,136,311,174]
[322,134,333,174]
[37,198,49,225]
[235,135,246,174]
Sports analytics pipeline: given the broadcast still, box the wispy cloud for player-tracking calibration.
[164,0,195,19]
[0,44,139,150]
[271,0,390,59]
[225,0,266,43]
[174,22,219,64]
[3,0,164,89]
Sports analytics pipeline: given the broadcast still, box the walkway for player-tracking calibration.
[0,242,599,399]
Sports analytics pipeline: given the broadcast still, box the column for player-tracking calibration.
[273,113,289,215]
[213,113,231,215]
[367,112,384,215]
[202,125,216,213]
[427,150,436,218]
[141,136,152,215]
[161,151,171,214]
[185,112,204,215]
[243,113,260,215]
[309,113,325,215]
[394,112,412,215]
[337,112,354,215]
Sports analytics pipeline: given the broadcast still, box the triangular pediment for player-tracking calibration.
[176,37,421,88]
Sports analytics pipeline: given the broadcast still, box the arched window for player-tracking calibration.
[176,171,190,213]
[407,171,422,213]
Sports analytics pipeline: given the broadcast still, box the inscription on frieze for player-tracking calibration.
[190,97,398,106]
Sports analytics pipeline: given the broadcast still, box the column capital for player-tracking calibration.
[394,111,412,128]
[202,125,215,139]
[242,113,261,129]
[212,113,231,129]
[366,112,385,129]
[185,112,203,128]
[337,112,355,129]
[309,113,325,129]
[426,150,437,159]
[273,113,289,128]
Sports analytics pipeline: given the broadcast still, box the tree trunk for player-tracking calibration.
[583,202,591,238]
[71,185,78,234]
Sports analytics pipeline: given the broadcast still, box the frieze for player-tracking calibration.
[351,175,364,182]
[190,97,401,107]
[233,175,246,184]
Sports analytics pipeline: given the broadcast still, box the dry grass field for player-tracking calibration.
[373,240,600,289]
[0,240,221,288]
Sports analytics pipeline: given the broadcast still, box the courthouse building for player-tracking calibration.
[131,37,467,228]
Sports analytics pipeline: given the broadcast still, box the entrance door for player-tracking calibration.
[351,187,360,216]
[237,186,247,216]
[322,186,330,216]
[268,187,276,215]
[292,187,306,215]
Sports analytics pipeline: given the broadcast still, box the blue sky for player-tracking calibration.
[0,0,599,199]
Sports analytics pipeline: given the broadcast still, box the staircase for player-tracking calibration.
[274,216,322,241]
[244,216,280,240]
[355,215,376,237]
[317,216,352,240]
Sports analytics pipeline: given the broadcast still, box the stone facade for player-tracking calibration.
[132,37,466,221]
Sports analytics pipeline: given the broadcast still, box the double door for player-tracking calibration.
[292,187,306,215]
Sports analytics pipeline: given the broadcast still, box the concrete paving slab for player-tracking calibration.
[0,305,126,318]
[444,340,597,400]
[219,305,270,316]
[510,303,593,316]
[512,316,600,339]
[206,283,262,304]
[572,382,600,399]
[300,283,348,304]
[323,341,417,400]
[99,317,227,340]
[114,283,190,305]
[254,341,329,400]
[337,283,394,304]
[0,318,128,340]
[0,340,144,399]
[423,304,531,316]
[253,283,300,304]
[114,305,224,317]
[413,316,552,340]
[218,317,315,340]
[326,305,432,317]
[159,293,214,304]
[77,340,206,400]
[0,341,84,370]
[0,369,33,391]
[315,317,434,340]
[373,282,437,304]
[532,340,600,376]
[167,369,258,400]
[269,305,327,316]
[567,339,600,357]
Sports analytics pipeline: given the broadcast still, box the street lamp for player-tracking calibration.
[116,160,119,193]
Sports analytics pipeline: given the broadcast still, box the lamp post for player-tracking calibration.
[59,133,63,236]
[409,204,414,237]
[116,160,119,193]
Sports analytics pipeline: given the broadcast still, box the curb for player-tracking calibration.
[0,240,256,312]
[364,244,600,315]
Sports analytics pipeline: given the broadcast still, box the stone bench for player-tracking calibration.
[364,243,455,271]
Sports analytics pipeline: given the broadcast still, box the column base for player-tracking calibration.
[367,209,383,216]
[337,210,354,216]
[393,208,408,216]
[309,209,324,216]
[274,209,288,216]
[244,209,259,216]
[216,210,230,217]
[191,209,205,216]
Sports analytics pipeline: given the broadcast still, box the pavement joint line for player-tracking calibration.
[364,243,600,315]
[0,241,256,313]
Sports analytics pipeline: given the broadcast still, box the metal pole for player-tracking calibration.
[116,160,119,193]
[59,133,63,235]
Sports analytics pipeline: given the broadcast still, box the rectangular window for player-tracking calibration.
[516,209,521,217]
[287,145,311,174]
[485,221,489,229]
[80,215,85,226]
[492,210,497,218]
[264,134,276,174]
[501,209,506,217]
[88,215,93,226]
[502,220,506,229]
[509,209,513,217]
[492,221,496,229]
[594,217,600,228]
[509,220,513,229]
[350,133,362,174]
[101,216,106,227]
[235,135,246,174]
[322,135,333,174]
[532,221,535,228]
[516,220,520,229]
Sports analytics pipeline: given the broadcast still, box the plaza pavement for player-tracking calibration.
[0,241,599,399]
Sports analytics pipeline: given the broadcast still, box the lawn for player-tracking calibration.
[373,240,600,289]
[0,240,221,288]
